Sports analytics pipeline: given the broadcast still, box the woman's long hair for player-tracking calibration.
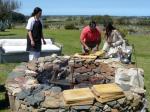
[105,23,115,39]
[31,7,42,17]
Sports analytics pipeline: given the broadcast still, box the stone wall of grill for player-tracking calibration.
[5,55,147,112]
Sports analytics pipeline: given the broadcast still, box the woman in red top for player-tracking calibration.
[80,21,101,53]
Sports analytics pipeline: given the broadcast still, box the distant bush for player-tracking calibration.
[91,15,113,25]
[118,28,131,46]
[127,28,137,34]
[118,28,128,38]
[43,23,49,28]
[11,12,26,23]
[0,21,7,31]
[64,23,79,30]
[66,17,73,21]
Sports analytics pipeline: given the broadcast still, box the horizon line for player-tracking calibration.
[23,14,150,17]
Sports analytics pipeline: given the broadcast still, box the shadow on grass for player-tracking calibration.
[0,34,16,36]
[0,99,9,110]
[0,30,10,32]
[0,85,9,110]
[0,85,6,92]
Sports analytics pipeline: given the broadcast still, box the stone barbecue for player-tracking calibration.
[5,54,147,112]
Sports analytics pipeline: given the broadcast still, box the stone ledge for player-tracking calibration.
[5,55,147,112]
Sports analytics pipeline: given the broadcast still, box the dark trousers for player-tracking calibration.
[82,41,97,53]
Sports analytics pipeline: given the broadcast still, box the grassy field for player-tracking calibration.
[0,28,150,111]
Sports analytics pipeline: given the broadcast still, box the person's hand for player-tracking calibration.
[111,43,116,47]
[108,41,112,46]
[31,40,35,47]
[85,46,90,51]
[93,45,98,52]
[43,39,46,45]
[84,45,90,53]
[96,45,99,51]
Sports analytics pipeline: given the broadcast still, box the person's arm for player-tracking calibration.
[96,40,101,50]
[28,31,35,46]
[41,32,46,44]
[96,30,101,50]
[80,30,89,50]
[102,33,111,52]
[26,18,35,46]
[112,30,123,47]
[102,41,110,52]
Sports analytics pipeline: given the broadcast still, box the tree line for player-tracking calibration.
[0,0,26,31]
[1,0,150,31]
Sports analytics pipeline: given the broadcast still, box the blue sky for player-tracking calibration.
[17,0,150,16]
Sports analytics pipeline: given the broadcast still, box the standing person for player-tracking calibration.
[26,7,46,61]
[80,21,101,54]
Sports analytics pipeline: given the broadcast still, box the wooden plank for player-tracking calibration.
[91,83,125,103]
[63,88,94,103]
[91,87,124,98]
[92,83,123,95]
[63,99,93,106]
[93,93,125,103]
[73,53,97,59]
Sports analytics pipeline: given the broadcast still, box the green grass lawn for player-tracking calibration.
[0,28,150,111]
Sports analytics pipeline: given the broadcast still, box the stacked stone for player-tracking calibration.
[67,58,115,88]
[15,93,145,112]
[13,95,145,112]
[25,55,70,85]
[15,86,64,112]
[14,91,145,112]
[5,54,147,112]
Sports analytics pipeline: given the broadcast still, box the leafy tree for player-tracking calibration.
[64,23,78,30]
[116,17,131,25]
[0,0,20,31]
[66,16,72,21]
[79,16,85,24]
[102,15,113,26]
[91,15,113,25]
[11,11,26,23]
[0,0,21,21]
[91,16,103,24]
